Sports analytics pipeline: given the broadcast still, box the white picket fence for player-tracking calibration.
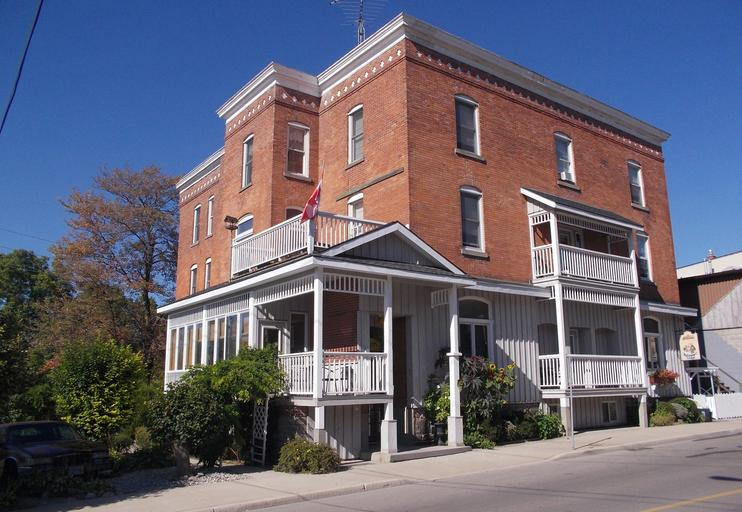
[693,393,742,420]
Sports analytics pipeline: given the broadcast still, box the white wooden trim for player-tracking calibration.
[640,301,696,317]
[324,273,385,296]
[313,270,324,400]
[431,289,448,308]
[253,274,314,305]
[176,147,224,192]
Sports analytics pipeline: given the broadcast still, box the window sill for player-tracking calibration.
[632,203,650,213]
[557,180,581,192]
[205,234,213,240]
[461,247,489,260]
[190,242,199,248]
[284,172,312,183]
[240,183,253,193]
[345,158,365,171]
[455,148,486,163]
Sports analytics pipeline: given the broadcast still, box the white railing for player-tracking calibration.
[279,352,314,395]
[278,351,388,396]
[231,212,384,276]
[539,354,645,389]
[531,243,636,286]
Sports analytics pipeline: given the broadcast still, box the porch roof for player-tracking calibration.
[521,188,644,230]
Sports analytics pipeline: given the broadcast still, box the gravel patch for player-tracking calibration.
[109,464,259,495]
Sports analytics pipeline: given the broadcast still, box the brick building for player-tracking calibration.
[159,14,696,460]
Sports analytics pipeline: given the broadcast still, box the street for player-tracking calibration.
[258,432,742,512]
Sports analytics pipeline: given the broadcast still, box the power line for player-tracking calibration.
[0,0,44,137]
[0,226,55,243]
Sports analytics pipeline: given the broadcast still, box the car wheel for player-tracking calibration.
[1,461,17,490]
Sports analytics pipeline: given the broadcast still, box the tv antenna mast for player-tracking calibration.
[330,0,385,45]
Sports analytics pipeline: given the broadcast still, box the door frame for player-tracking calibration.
[259,320,289,354]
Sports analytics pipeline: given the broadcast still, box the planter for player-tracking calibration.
[433,422,447,446]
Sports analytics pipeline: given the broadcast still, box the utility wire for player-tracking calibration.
[0,226,55,243]
[0,0,44,137]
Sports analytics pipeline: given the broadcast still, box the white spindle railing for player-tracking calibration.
[532,245,554,278]
[231,212,384,276]
[539,354,644,389]
[559,245,635,286]
[278,351,388,396]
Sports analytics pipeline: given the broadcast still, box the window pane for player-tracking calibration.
[459,324,472,357]
[460,299,489,319]
[216,318,225,362]
[287,149,304,174]
[630,184,643,204]
[352,136,363,162]
[240,312,250,348]
[237,217,253,236]
[456,101,477,153]
[643,318,659,333]
[185,326,193,368]
[290,313,306,353]
[176,327,185,370]
[169,329,177,371]
[243,139,253,186]
[460,192,481,247]
[194,324,203,365]
[206,320,215,365]
[226,315,237,359]
[352,110,363,135]
[288,126,305,150]
[474,325,488,358]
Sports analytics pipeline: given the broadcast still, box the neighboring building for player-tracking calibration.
[158,13,696,460]
[679,250,742,393]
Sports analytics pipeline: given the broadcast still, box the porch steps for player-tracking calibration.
[371,445,471,463]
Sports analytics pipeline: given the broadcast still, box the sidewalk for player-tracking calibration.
[38,419,742,512]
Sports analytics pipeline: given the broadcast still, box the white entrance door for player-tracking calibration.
[260,321,288,354]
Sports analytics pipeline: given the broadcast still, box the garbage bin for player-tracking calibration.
[698,408,713,422]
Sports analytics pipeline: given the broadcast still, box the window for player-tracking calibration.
[348,105,364,164]
[643,318,661,370]
[558,227,583,248]
[347,193,364,219]
[460,187,484,251]
[206,196,214,236]
[204,258,212,289]
[554,132,575,182]
[242,135,253,188]
[290,312,308,353]
[286,208,302,220]
[192,205,201,244]
[636,233,651,280]
[459,299,490,359]
[287,123,309,176]
[235,214,253,239]
[189,264,197,295]
[628,161,645,207]
[455,95,479,154]
[601,401,618,424]
[456,96,479,155]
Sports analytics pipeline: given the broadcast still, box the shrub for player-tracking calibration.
[650,411,676,427]
[423,384,450,424]
[516,418,539,440]
[669,403,688,420]
[654,401,677,418]
[537,413,564,439]
[503,421,520,442]
[670,397,702,423]
[464,429,494,449]
[51,338,146,444]
[274,438,340,474]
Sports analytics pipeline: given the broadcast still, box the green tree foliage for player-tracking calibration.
[148,347,284,467]
[51,339,146,443]
[460,356,517,430]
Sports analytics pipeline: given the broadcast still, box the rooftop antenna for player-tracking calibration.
[330,0,386,45]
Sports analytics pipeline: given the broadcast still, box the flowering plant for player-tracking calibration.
[650,368,679,385]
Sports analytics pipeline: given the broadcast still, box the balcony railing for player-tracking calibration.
[539,354,645,389]
[532,244,636,286]
[278,351,388,396]
[231,212,384,276]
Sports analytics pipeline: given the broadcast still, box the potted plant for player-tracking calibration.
[423,384,450,445]
[649,368,679,386]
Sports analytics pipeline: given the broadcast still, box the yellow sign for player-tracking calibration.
[679,331,701,361]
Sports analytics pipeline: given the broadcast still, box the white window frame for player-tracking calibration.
[289,311,310,353]
[206,196,214,237]
[348,104,364,164]
[192,204,201,244]
[628,160,645,207]
[242,134,254,189]
[454,95,480,155]
[458,297,493,360]
[601,401,618,424]
[636,233,652,281]
[235,214,254,240]
[460,186,485,251]
[286,122,310,177]
[347,193,364,219]
[554,132,575,183]
[189,264,198,295]
[204,258,212,289]
[643,317,662,370]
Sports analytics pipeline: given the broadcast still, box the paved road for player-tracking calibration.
[258,432,742,511]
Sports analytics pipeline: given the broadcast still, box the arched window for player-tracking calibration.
[628,160,644,207]
[643,317,661,369]
[554,132,575,183]
[286,207,302,220]
[242,134,254,188]
[348,104,364,164]
[458,298,490,358]
[455,95,480,155]
[189,264,198,295]
[287,122,309,176]
[235,214,254,239]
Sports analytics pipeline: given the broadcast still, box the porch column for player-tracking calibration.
[313,406,327,444]
[380,276,398,454]
[313,270,324,401]
[248,293,259,348]
[554,283,572,433]
[447,286,465,447]
[633,294,649,428]
[549,210,562,277]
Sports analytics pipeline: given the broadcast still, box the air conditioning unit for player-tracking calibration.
[559,171,570,182]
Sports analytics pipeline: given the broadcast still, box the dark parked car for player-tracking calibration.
[0,421,112,484]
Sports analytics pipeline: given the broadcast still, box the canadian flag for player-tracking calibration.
[300,175,322,223]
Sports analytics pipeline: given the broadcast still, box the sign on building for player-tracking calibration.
[679,331,701,361]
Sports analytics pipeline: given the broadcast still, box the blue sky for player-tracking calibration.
[0,0,740,267]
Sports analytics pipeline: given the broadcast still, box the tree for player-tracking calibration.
[51,338,146,443]
[53,167,178,375]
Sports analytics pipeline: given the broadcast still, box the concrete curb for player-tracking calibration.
[203,478,411,512]
[550,427,742,461]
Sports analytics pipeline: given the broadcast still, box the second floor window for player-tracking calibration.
[236,214,253,239]
[287,123,309,176]
[460,187,483,251]
[455,95,479,155]
[636,233,651,281]
[192,205,201,244]
[643,318,661,370]
[207,196,214,237]
[347,193,364,219]
[204,258,212,289]
[554,132,574,183]
[286,208,302,220]
[348,105,364,164]
[189,264,198,295]
[628,161,645,207]
[242,135,253,188]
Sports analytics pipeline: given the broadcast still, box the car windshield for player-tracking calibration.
[7,424,82,444]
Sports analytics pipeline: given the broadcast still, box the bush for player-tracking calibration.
[423,384,450,424]
[274,438,340,474]
[650,411,676,427]
[51,338,146,444]
[654,401,677,418]
[669,403,688,420]
[516,418,539,440]
[112,445,175,473]
[670,397,702,423]
[464,429,494,449]
[536,413,564,439]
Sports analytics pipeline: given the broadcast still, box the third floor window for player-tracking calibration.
[192,205,201,244]
[287,123,309,177]
[207,196,214,237]
[554,132,575,183]
[455,95,480,155]
[348,105,364,164]
[242,135,253,188]
[628,161,645,207]
[460,186,484,251]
